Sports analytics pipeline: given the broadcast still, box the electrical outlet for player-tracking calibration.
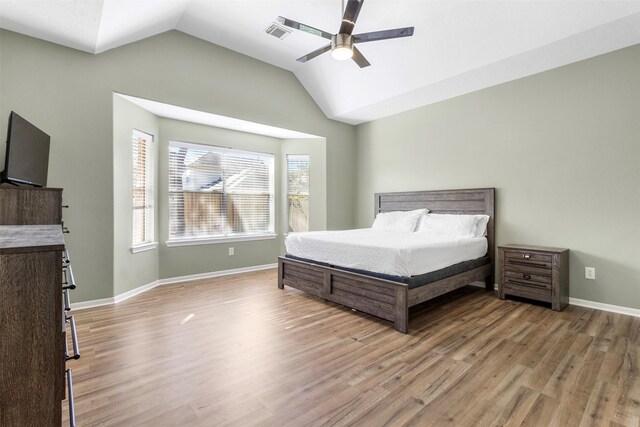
[585,267,596,280]
[228,247,234,256]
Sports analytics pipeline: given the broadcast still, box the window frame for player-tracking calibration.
[166,140,276,247]
[286,154,310,233]
[130,128,157,253]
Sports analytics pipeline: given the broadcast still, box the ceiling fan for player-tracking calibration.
[277,0,414,68]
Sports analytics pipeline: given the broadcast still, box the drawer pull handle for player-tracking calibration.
[523,274,531,280]
[61,297,66,332]
[62,264,76,290]
[63,289,71,311]
[65,315,81,361]
[523,254,531,259]
[66,369,76,427]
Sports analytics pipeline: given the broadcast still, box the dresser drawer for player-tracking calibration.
[504,270,551,289]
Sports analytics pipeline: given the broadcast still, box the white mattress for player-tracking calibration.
[285,228,488,277]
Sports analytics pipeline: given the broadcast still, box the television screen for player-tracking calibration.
[1,111,50,187]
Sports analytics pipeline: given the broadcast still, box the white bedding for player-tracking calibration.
[285,228,488,277]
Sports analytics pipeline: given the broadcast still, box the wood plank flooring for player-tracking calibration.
[63,268,640,426]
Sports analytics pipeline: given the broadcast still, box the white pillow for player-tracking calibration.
[416,213,479,237]
[372,209,428,232]
[473,215,490,237]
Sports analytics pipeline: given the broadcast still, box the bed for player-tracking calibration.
[278,188,495,333]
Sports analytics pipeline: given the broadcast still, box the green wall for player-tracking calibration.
[356,44,640,310]
[113,95,160,296]
[0,29,357,302]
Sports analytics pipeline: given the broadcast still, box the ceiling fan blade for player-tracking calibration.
[296,44,332,63]
[353,27,414,43]
[339,0,364,35]
[351,46,371,68]
[277,16,333,40]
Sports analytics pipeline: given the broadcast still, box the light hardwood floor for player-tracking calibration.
[63,268,640,426]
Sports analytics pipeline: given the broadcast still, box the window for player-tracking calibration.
[287,155,310,233]
[168,140,275,244]
[131,129,155,250]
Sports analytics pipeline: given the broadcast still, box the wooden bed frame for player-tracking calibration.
[278,188,495,333]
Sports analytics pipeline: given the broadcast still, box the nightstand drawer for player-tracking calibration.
[502,282,552,303]
[504,270,551,288]
[504,250,552,264]
[503,261,550,276]
[504,254,551,272]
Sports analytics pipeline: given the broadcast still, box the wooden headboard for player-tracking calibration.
[374,188,496,275]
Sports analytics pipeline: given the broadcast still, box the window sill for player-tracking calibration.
[166,234,277,247]
[284,231,308,237]
[130,242,158,254]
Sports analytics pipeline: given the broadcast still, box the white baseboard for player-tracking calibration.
[114,280,161,304]
[156,263,277,286]
[70,263,277,311]
[569,297,640,318]
[70,297,115,311]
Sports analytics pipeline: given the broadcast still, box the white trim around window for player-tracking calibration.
[132,129,155,247]
[130,242,159,253]
[165,233,277,247]
[167,140,275,244]
[286,154,310,233]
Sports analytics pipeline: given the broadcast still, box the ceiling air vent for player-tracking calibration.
[265,23,291,40]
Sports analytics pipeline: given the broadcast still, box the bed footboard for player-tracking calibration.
[278,256,409,333]
[407,263,493,306]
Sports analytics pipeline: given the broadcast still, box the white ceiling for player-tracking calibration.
[2,1,640,125]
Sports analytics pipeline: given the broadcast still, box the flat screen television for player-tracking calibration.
[1,111,50,187]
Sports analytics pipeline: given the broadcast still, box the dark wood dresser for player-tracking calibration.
[498,244,569,311]
[0,186,78,426]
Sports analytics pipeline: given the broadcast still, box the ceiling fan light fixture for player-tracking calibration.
[331,34,353,61]
[332,46,353,61]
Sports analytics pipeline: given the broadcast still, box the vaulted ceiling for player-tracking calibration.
[1,1,639,125]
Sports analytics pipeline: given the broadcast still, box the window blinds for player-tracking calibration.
[132,129,154,246]
[168,140,274,241]
[287,154,310,233]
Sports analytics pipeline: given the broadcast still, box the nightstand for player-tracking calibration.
[498,244,569,311]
